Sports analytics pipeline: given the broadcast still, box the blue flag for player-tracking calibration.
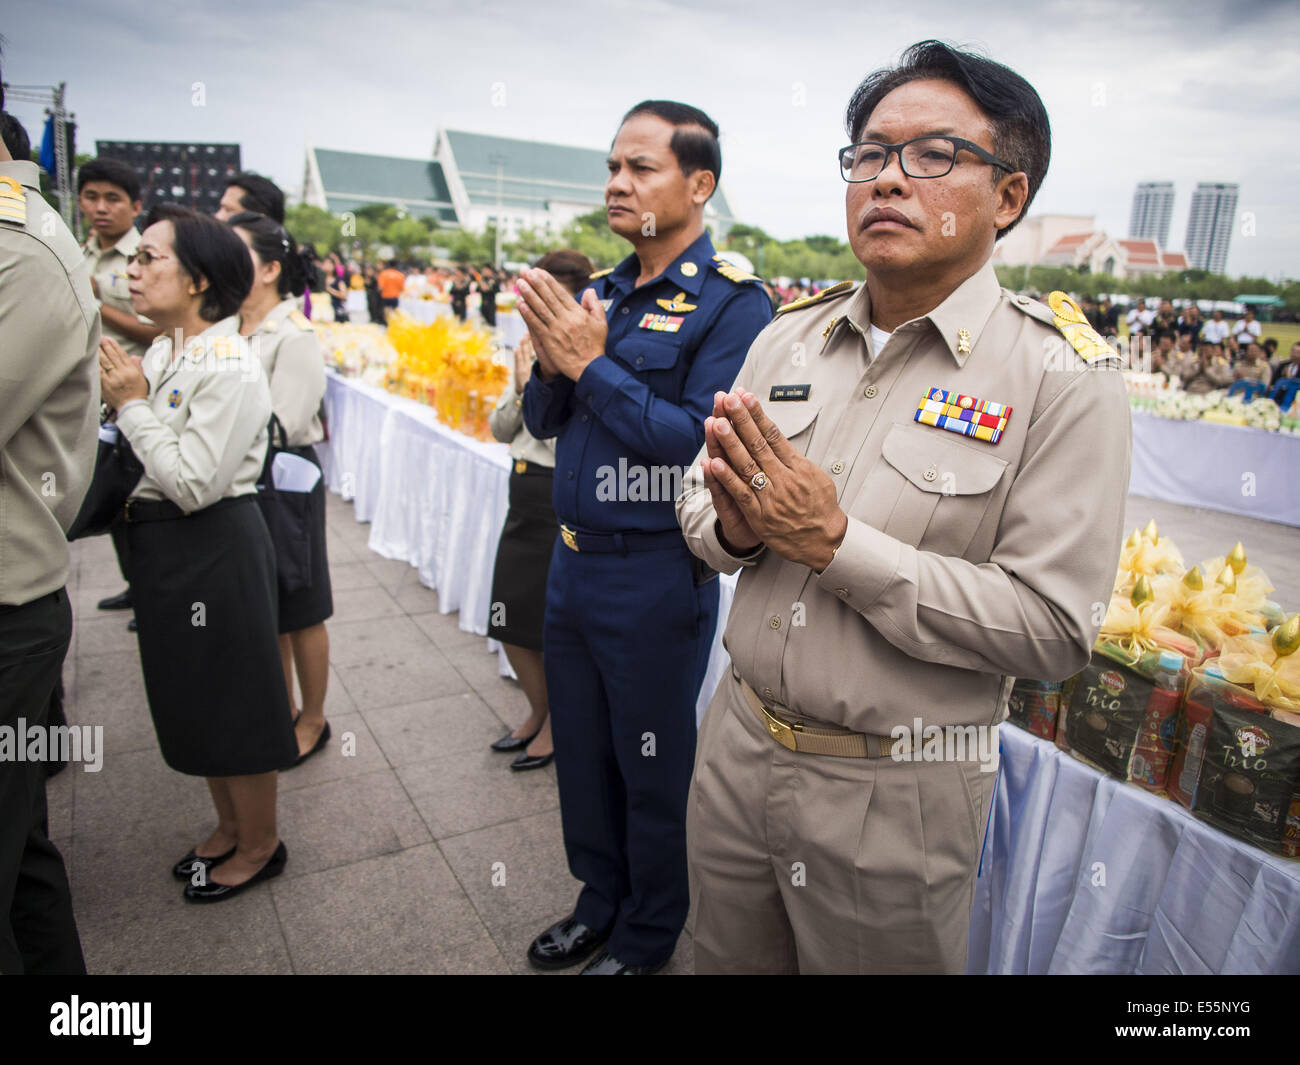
[39,114,56,172]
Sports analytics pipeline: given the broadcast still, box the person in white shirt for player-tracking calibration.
[99,204,296,902]
[1232,308,1262,348]
[1201,309,1230,345]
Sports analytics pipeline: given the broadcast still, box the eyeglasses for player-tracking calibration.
[129,248,172,267]
[838,136,1016,182]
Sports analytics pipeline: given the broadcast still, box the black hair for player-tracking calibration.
[225,171,285,224]
[77,157,142,201]
[534,249,595,298]
[144,204,253,321]
[227,210,310,298]
[619,100,722,196]
[0,112,29,160]
[843,40,1051,238]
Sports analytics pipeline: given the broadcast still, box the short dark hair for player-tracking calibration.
[843,40,1051,239]
[535,249,595,298]
[0,112,29,160]
[619,100,722,196]
[225,171,284,224]
[228,210,310,298]
[144,204,253,321]
[78,157,142,201]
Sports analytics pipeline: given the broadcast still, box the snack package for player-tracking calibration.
[1061,644,1188,793]
[1006,678,1062,741]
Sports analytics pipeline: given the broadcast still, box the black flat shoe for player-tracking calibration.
[288,721,330,769]
[97,589,132,610]
[580,948,668,975]
[172,845,237,881]
[183,841,286,902]
[510,750,554,771]
[527,916,609,971]
[490,728,539,753]
[127,617,137,632]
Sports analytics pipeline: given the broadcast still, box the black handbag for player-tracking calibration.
[255,414,315,595]
[66,422,145,541]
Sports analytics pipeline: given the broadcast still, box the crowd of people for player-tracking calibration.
[1076,296,1298,401]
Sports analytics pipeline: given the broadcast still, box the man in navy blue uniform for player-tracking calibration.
[517,100,771,974]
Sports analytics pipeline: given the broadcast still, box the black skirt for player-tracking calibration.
[127,495,297,777]
[487,464,557,652]
[276,444,334,634]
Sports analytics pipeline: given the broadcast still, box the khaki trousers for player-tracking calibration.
[686,673,998,974]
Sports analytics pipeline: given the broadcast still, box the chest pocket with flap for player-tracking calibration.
[857,421,1008,557]
[765,400,820,453]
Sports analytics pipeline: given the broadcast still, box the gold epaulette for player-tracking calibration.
[711,255,761,284]
[288,308,315,331]
[1045,291,1119,363]
[775,279,856,317]
[589,267,614,279]
[0,177,28,227]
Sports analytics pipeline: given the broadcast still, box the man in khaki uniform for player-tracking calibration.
[676,41,1132,973]
[78,157,159,618]
[0,80,98,973]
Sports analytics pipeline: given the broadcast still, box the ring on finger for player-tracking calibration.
[750,471,769,491]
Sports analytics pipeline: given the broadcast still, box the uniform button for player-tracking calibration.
[635,356,644,366]
[923,465,938,482]
[763,686,773,700]
[836,588,849,599]
[864,385,878,399]
[620,307,630,314]
[580,414,589,422]
[830,460,844,475]
[1016,295,1029,306]
[567,470,575,480]
[768,615,782,630]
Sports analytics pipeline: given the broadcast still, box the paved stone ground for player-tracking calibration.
[51,490,1297,975]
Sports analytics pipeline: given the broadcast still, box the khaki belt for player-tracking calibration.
[738,678,908,759]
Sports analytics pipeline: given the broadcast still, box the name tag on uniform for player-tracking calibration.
[638,313,683,333]
[914,387,1012,444]
[770,383,811,401]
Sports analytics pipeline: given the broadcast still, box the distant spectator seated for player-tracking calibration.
[1179,343,1235,394]
[1126,298,1155,336]
[1148,333,1175,374]
[1234,342,1271,383]
[1176,304,1203,346]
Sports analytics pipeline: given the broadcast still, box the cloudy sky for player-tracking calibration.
[6,0,1297,278]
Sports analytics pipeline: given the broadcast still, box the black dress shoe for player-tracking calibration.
[97,589,132,610]
[510,750,554,771]
[183,841,286,902]
[526,916,609,971]
[127,617,138,632]
[171,846,236,881]
[288,721,330,769]
[490,728,539,752]
[580,947,668,975]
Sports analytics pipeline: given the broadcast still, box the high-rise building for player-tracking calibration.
[1183,182,1238,274]
[1128,181,1175,248]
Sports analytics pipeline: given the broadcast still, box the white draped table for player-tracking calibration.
[967,723,1300,973]
[319,372,734,714]
[1130,411,1300,526]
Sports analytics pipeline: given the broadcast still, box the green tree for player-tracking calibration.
[383,216,431,258]
[284,204,344,256]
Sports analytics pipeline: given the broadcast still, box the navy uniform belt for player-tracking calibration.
[558,523,684,554]
[511,459,554,477]
[123,495,253,523]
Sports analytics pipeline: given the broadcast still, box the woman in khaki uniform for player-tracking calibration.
[229,212,332,766]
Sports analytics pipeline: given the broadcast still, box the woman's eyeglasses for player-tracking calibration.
[128,248,172,267]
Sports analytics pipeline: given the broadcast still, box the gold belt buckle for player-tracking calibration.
[560,524,579,552]
[757,701,802,751]
[123,498,135,523]
[514,459,527,475]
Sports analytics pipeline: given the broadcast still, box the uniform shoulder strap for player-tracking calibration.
[1038,291,1121,365]
[589,266,614,279]
[710,254,762,284]
[0,176,29,228]
[774,279,856,317]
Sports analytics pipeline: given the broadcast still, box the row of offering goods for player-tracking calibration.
[382,312,509,441]
[1005,520,1300,858]
[315,322,398,386]
[1150,389,1297,431]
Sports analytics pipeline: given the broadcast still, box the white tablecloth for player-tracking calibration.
[967,723,1300,973]
[320,372,734,714]
[1130,411,1300,526]
[344,290,369,322]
